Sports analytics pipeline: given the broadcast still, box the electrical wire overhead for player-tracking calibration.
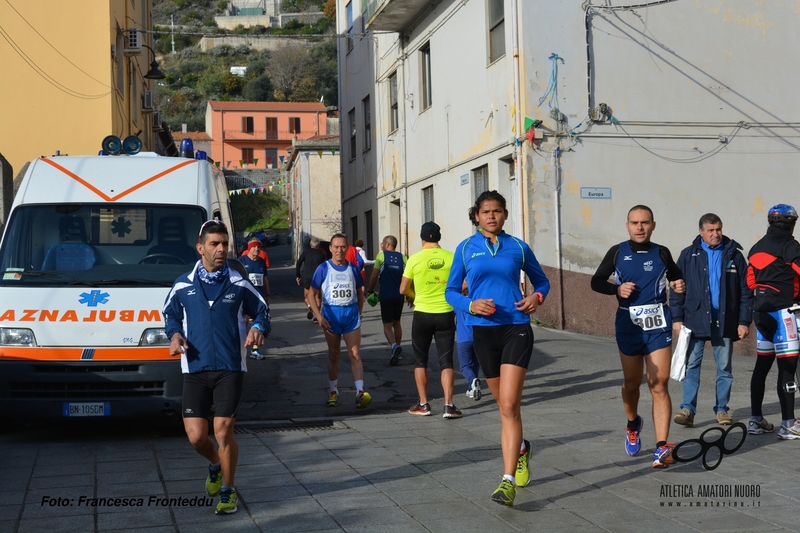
[4,0,111,89]
[0,25,110,99]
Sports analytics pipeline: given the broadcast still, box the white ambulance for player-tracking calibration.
[0,141,235,419]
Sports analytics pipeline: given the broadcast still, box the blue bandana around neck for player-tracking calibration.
[197,262,229,284]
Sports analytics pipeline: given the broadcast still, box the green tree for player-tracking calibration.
[224,73,243,96]
[243,74,274,101]
[311,38,338,103]
[182,9,201,23]
[197,70,227,97]
[283,19,303,30]
[230,193,288,234]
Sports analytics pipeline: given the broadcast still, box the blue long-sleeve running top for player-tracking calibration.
[445,231,550,326]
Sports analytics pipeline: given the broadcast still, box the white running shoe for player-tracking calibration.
[777,420,800,440]
[468,378,481,401]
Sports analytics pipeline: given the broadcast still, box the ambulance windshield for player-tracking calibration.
[0,204,208,286]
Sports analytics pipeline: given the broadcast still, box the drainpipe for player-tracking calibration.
[511,0,524,277]
[401,33,410,256]
[554,144,565,329]
[220,109,225,169]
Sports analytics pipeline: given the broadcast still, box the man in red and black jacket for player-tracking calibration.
[746,203,800,440]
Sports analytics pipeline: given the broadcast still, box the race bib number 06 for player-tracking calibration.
[629,303,665,331]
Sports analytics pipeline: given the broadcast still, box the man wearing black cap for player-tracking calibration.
[399,222,461,419]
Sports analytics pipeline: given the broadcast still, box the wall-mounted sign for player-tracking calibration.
[460,174,469,186]
[580,187,612,199]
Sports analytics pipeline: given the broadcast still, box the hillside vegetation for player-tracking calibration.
[151,0,337,132]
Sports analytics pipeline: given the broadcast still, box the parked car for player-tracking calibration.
[261,229,278,246]
[247,229,278,246]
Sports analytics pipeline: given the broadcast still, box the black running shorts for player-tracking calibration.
[380,298,405,323]
[182,371,244,419]
[411,310,455,370]
[472,324,534,379]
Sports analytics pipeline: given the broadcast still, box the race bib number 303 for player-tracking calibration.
[629,303,666,331]
[329,282,355,305]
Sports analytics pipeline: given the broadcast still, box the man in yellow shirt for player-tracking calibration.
[399,222,461,418]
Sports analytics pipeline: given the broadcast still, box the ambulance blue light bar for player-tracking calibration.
[180,139,194,159]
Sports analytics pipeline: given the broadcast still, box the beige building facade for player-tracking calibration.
[0,0,161,176]
[284,136,342,259]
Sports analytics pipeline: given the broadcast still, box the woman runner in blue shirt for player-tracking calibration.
[445,190,550,507]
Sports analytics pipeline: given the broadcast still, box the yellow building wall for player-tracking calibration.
[0,0,155,176]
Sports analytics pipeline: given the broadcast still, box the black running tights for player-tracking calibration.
[750,354,799,420]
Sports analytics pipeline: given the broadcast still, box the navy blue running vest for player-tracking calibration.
[614,241,670,334]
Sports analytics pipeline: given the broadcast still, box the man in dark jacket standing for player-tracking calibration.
[671,213,752,427]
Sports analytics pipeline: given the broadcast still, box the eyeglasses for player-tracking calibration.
[198,220,227,236]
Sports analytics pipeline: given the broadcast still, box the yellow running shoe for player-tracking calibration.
[355,391,371,409]
[327,391,339,407]
[515,439,533,487]
[205,465,222,496]
[215,487,238,515]
[491,478,516,506]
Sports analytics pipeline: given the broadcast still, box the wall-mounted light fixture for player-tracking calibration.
[142,44,165,80]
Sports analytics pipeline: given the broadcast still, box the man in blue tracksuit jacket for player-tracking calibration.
[670,213,752,428]
[163,220,270,515]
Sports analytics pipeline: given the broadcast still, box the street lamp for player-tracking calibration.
[142,44,165,80]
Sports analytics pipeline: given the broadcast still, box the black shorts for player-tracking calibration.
[182,371,244,419]
[411,311,455,370]
[472,324,534,379]
[380,298,405,323]
[302,277,313,290]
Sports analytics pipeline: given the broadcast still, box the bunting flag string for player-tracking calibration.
[227,185,283,196]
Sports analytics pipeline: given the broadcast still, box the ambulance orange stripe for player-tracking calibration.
[0,347,177,361]
[41,158,198,202]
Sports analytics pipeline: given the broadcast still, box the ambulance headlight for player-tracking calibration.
[140,328,170,346]
[0,328,37,346]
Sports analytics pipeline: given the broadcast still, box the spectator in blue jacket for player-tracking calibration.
[164,220,270,516]
[671,213,752,427]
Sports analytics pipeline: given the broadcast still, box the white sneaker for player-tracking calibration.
[748,417,775,434]
[466,378,481,401]
[777,420,800,440]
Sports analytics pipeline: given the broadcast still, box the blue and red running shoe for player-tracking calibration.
[625,415,643,456]
[652,442,675,468]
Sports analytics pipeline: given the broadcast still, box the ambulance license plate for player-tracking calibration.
[62,402,110,417]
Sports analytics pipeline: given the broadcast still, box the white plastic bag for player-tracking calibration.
[670,325,692,382]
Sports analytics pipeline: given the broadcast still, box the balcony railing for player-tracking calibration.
[223,130,299,141]
[363,0,430,32]
[362,0,385,25]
